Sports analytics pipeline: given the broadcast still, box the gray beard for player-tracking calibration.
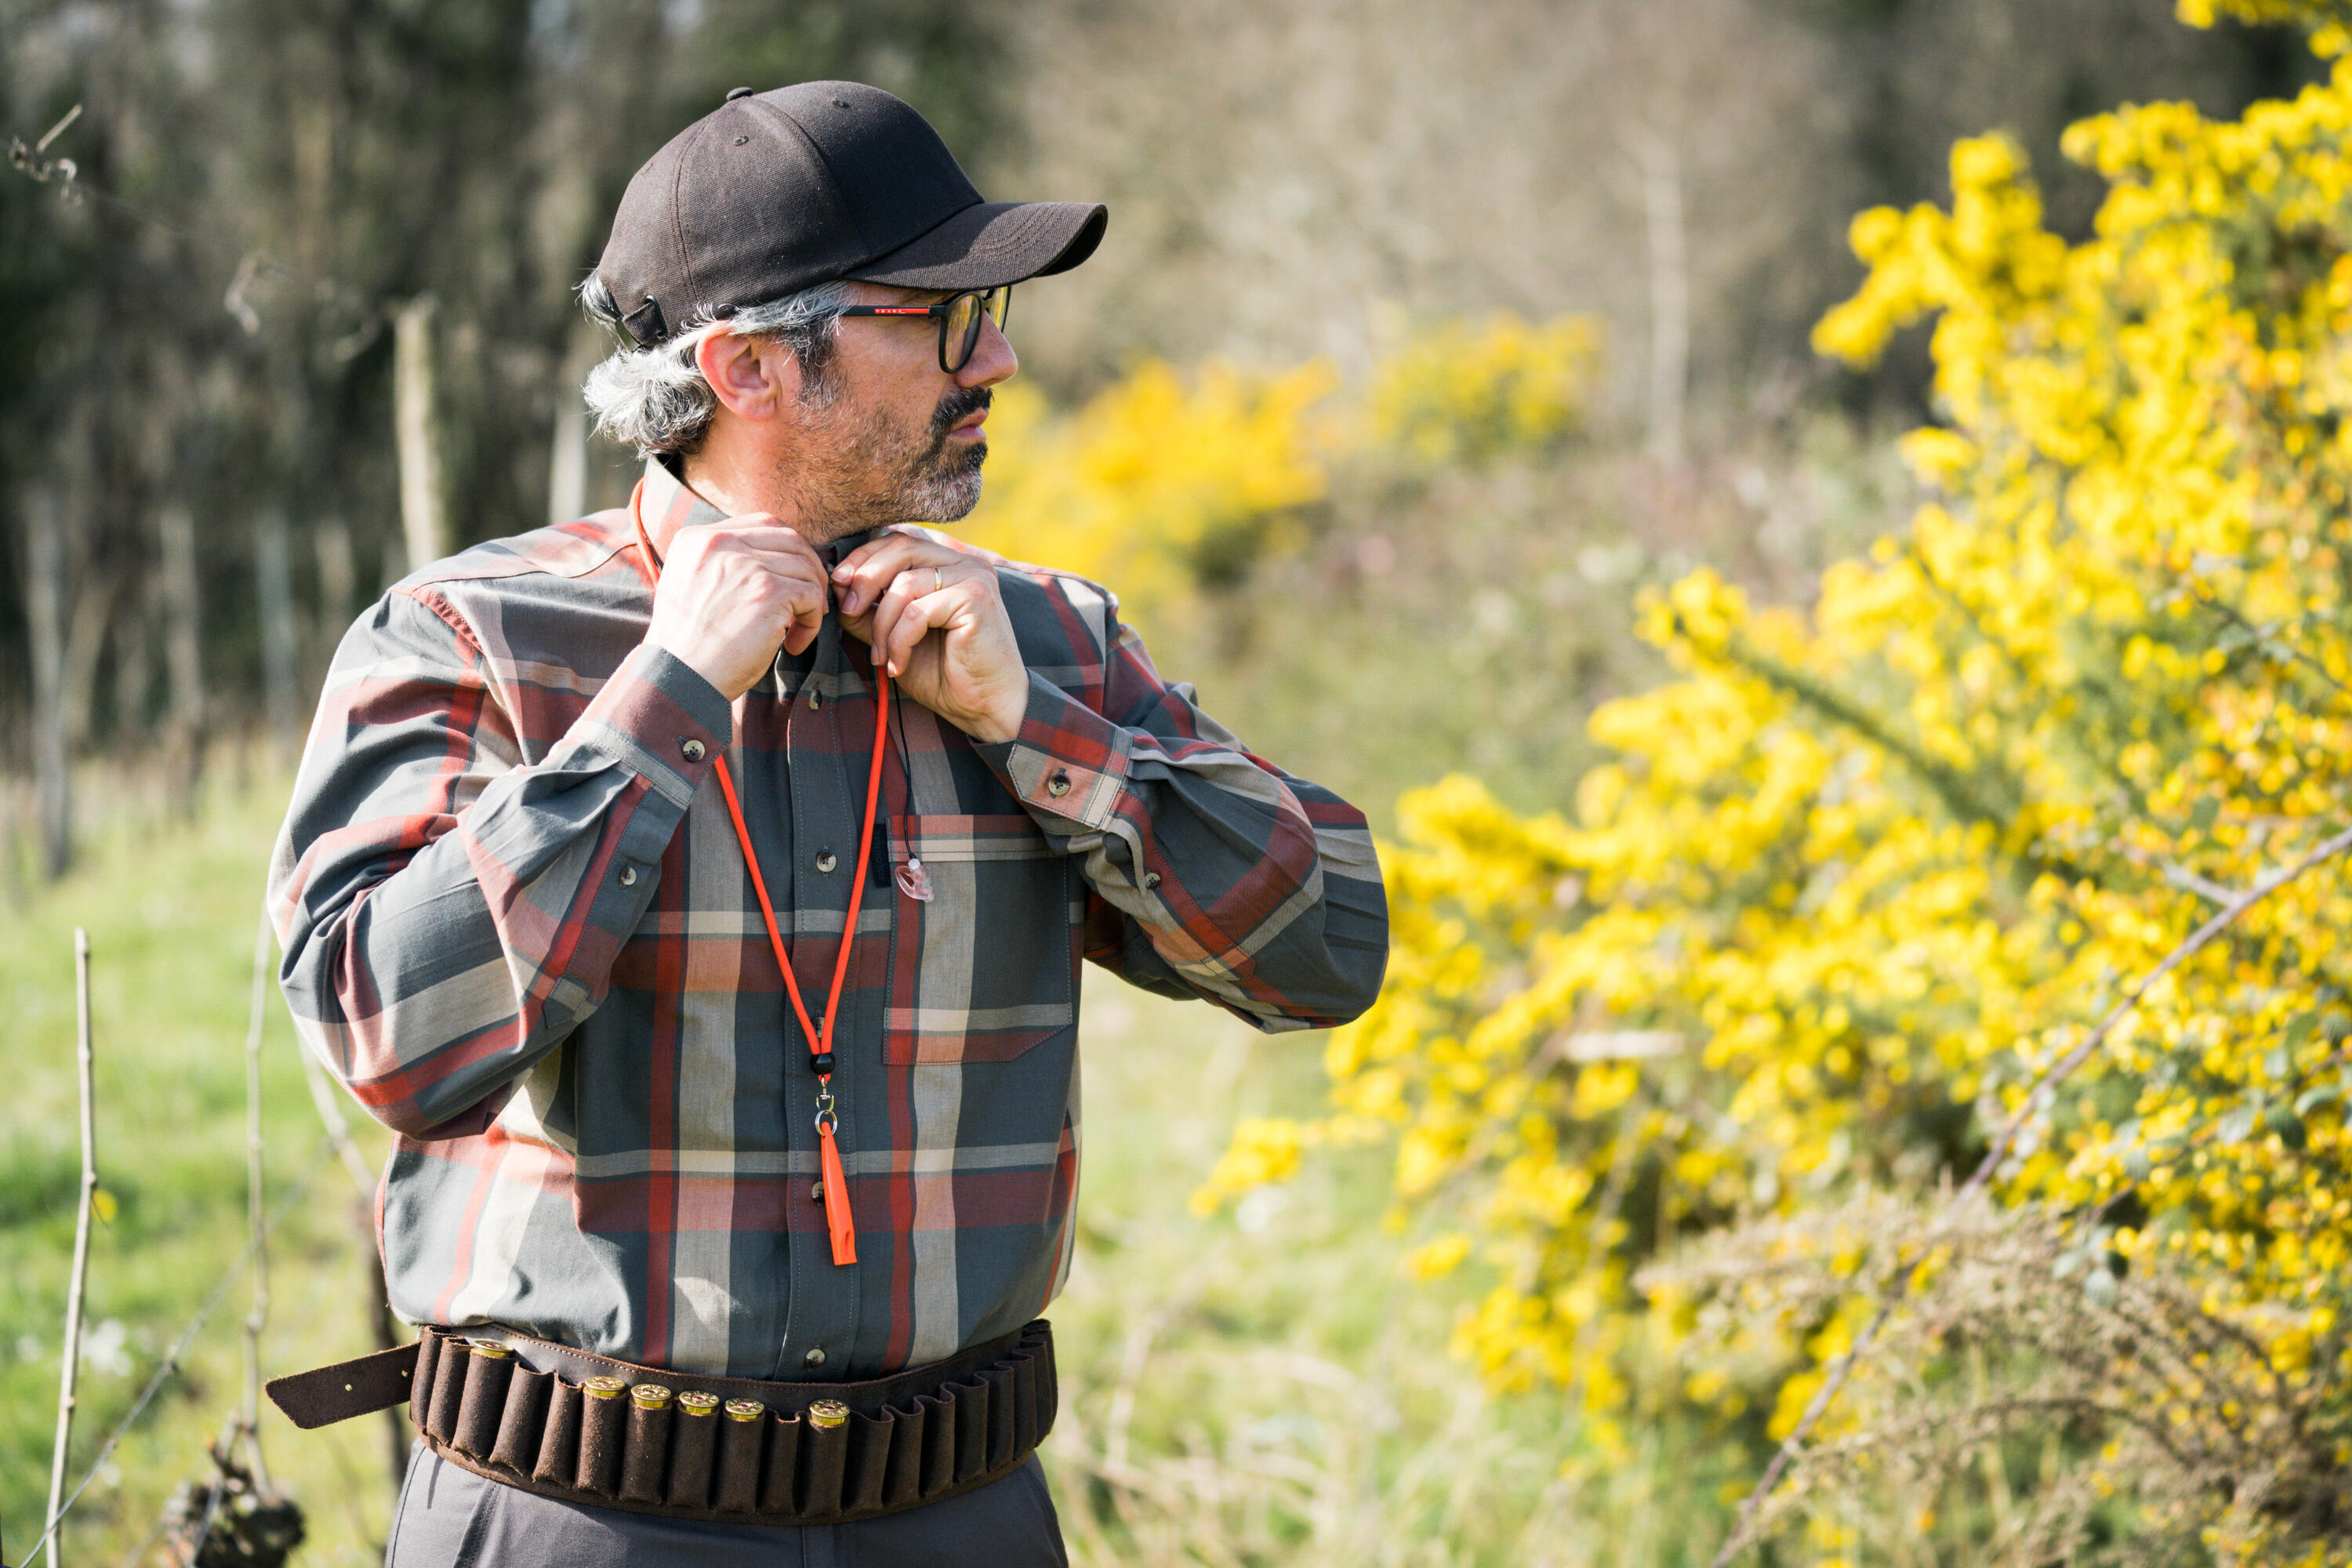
[782,394,987,541]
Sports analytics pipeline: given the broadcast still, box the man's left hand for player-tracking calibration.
[834,532,1029,745]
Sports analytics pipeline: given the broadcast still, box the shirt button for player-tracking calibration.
[810,1180,826,1203]
[808,688,822,709]
[619,866,638,887]
[1143,871,1161,889]
[803,1347,826,1369]
[680,738,706,763]
[1047,772,1072,797]
[815,850,837,874]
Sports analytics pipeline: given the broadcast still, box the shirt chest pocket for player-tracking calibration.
[884,812,1080,1065]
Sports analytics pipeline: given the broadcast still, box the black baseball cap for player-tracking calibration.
[597,81,1108,347]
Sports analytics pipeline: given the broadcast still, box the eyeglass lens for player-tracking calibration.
[942,289,1011,372]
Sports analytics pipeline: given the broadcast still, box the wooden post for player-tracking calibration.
[44,928,97,1568]
[393,296,450,572]
[24,488,71,880]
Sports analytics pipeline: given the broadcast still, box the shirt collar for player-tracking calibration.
[637,456,887,569]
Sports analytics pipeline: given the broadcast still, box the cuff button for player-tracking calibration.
[1047,771,1073,798]
[680,738,706,763]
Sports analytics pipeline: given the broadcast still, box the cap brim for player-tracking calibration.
[846,200,1107,291]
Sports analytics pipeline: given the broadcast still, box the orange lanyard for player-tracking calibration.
[630,506,884,1268]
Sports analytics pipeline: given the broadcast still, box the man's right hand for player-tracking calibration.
[644,518,832,701]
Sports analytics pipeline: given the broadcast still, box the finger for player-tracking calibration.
[779,575,829,655]
[884,583,968,677]
[835,535,949,615]
[862,566,929,666]
[831,525,927,580]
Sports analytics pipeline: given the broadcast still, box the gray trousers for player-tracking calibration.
[383,1442,1069,1567]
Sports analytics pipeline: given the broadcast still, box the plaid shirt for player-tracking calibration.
[270,459,1387,1383]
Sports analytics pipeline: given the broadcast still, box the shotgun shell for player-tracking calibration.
[724,1398,766,1422]
[467,1339,513,1359]
[631,1383,674,1410]
[677,1390,720,1417]
[806,1399,849,1431]
[584,1376,627,1400]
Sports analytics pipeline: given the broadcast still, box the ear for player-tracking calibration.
[695,330,804,422]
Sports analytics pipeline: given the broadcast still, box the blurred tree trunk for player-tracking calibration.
[256,508,299,755]
[394,296,450,572]
[24,487,71,879]
[314,517,355,671]
[1635,124,1688,468]
[159,503,207,816]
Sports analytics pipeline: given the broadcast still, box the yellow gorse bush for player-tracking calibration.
[1369,312,1599,469]
[1198,0,2352,1526]
[956,311,1596,622]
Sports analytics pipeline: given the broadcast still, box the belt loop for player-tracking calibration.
[982,1363,1016,1471]
[799,1403,850,1515]
[761,1410,804,1515]
[425,1334,470,1446]
[533,1378,583,1488]
[620,1383,675,1502]
[715,1399,766,1512]
[454,1341,514,1457]
[408,1330,445,1428]
[950,1376,989,1483]
[842,1409,891,1512]
[666,1389,720,1506]
[576,1377,628,1495]
[914,1391,954,1497]
[492,1364,551,1473]
[879,1402,925,1508]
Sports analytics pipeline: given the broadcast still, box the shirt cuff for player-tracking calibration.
[564,642,732,808]
[976,671,1131,833]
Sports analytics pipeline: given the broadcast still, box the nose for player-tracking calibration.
[956,316,1017,390]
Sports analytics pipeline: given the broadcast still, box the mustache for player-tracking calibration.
[928,385,992,440]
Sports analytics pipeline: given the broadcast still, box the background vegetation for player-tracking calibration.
[9,0,2352,1563]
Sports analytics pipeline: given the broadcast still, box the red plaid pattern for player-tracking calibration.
[270,460,1388,1381]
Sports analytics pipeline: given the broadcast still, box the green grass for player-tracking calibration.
[0,773,403,1567]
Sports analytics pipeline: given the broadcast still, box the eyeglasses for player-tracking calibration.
[835,287,1012,374]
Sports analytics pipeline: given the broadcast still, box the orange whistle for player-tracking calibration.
[818,1123,857,1266]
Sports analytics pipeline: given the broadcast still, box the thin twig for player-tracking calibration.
[44,930,98,1568]
[241,905,274,1493]
[1708,819,2352,1567]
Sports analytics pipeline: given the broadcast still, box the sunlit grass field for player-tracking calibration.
[0,773,1736,1568]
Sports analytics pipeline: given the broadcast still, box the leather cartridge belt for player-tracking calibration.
[265,1319,1056,1526]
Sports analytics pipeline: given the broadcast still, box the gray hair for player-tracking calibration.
[577,276,855,458]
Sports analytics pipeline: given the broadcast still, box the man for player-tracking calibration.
[267,82,1387,1566]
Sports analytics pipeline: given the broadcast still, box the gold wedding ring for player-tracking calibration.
[934,567,943,594]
